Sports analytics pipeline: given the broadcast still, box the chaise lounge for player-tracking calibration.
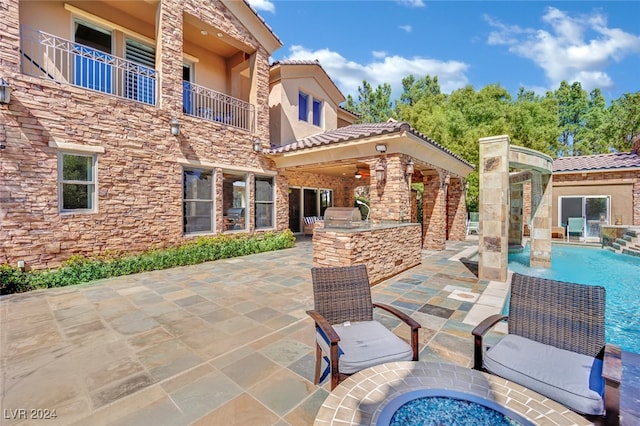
[472,273,622,425]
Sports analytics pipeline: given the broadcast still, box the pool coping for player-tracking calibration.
[313,361,591,426]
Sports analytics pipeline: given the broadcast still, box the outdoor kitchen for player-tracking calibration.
[312,207,422,285]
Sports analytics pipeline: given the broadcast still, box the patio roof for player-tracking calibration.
[266,120,475,179]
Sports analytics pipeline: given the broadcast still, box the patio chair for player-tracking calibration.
[472,273,622,424]
[307,265,421,390]
[467,211,480,235]
[567,217,585,241]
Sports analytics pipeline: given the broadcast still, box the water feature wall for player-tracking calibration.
[478,136,554,281]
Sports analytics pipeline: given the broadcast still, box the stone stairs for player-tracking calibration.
[606,227,640,257]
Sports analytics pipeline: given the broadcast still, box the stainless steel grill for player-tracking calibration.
[323,207,363,228]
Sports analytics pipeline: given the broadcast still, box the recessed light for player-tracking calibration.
[217,32,223,38]
[200,30,208,36]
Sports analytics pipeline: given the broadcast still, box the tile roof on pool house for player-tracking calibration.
[553,135,640,173]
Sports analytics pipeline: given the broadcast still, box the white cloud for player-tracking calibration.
[372,50,387,59]
[399,25,412,33]
[485,7,640,92]
[284,45,469,100]
[246,0,275,13]
[396,0,425,7]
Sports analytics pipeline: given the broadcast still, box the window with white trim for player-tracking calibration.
[58,152,97,212]
[183,168,214,234]
[255,176,275,229]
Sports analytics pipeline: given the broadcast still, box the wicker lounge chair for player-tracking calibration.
[307,265,421,389]
[472,273,622,424]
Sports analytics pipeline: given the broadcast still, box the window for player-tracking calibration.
[59,152,96,212]
[298,91,309,122]
[183,168,213,234]
[222,172,247,231]
[255,176,275,229]
[312,98,322,126]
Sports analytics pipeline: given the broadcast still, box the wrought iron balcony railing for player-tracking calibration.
[182,81,254,132]
[20,26,157,106]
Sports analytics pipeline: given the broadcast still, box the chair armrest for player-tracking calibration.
[306,310,340,343]
[602,344,622,423]
[373,303,421,330]
[471,314,508,371]
[374,303,421,361]
[603,344,622,384]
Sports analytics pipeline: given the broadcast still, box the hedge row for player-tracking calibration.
[0,230,296,295]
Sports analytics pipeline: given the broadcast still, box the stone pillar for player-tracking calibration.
[509,184,523,246]
[478,135,510,282]
[530,172,552,268]
[447,177,467,241]
[368,154,413,223]
[422,171,447,250]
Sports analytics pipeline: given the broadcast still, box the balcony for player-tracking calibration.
[183,81,254,132]
[20,26,157,106]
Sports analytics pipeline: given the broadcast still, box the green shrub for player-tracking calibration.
[0,230,296,295]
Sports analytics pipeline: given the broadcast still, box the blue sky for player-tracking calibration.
[248,0,640,104]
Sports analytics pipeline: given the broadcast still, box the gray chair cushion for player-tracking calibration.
[484,334,604,415]
[316,321,413,375]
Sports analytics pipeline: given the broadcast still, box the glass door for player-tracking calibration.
[585,196,609,238]
[559,196,610,239]
[288,188,301,233]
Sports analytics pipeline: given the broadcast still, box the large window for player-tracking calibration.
[183,168,213,234]
[59,152,96,212]
[223,172,247,231]
[255,176,275,229]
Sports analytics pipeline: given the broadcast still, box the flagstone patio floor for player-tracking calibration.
[1,237,638,425]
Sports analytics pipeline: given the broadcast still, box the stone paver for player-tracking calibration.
[1,237,637,425]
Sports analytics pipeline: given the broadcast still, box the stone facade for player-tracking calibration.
[312,224,422,285]
[0,0,277,269]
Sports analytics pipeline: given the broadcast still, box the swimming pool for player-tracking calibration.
[508,245,640,354]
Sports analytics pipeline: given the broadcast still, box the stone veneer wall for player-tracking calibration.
[312,224,422,285]
[0,0,276,269]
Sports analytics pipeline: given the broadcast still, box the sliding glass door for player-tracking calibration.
[559,196,610,238]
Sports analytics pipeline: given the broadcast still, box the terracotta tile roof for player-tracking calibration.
[553,151,640,172]
[267,120,473,167]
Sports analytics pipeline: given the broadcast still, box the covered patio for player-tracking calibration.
[268,120,475,250]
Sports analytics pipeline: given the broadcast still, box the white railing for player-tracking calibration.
[20,26,157,106]
[182,81,254,132]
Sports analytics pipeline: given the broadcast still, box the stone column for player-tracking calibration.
[447,177,468,241]
[368,154,413,223]
[478,135,510,282]
[422,171,447,250]
[530,172,552,268]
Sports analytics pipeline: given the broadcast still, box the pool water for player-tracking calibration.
[508,245,640,354]
[390,397,523,426]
